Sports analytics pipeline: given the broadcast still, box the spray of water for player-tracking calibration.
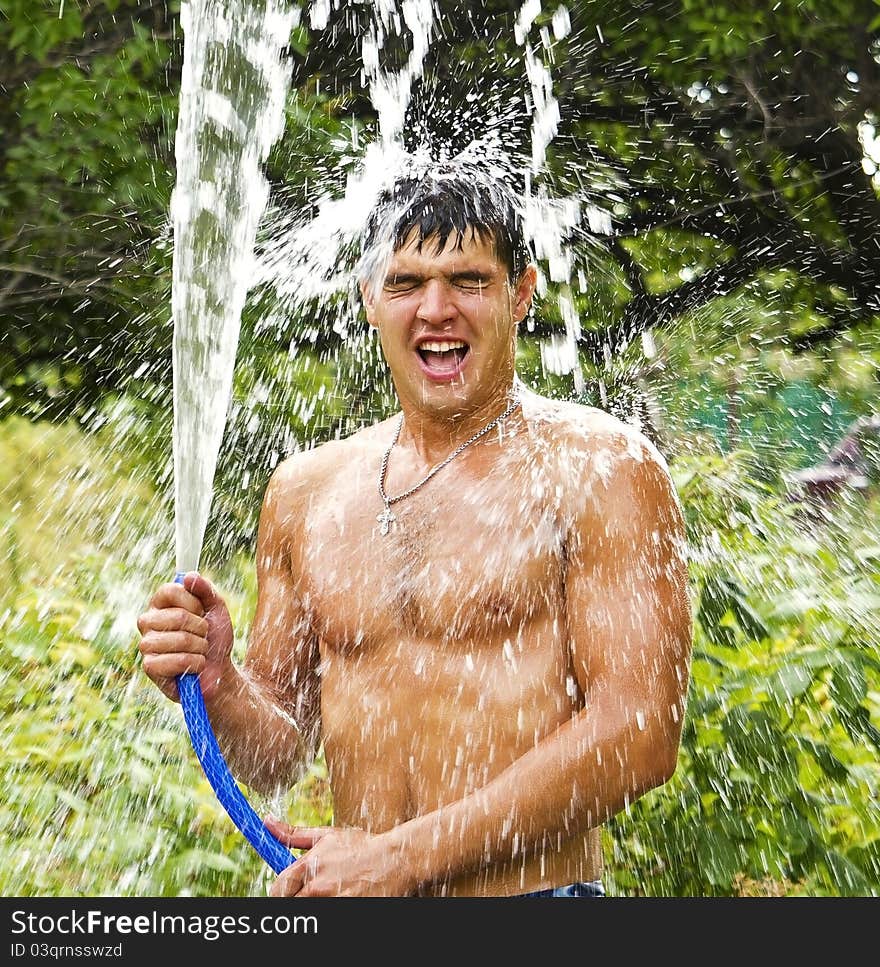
[249,0,615,408]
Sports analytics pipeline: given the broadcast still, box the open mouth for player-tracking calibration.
[416,339,470,379]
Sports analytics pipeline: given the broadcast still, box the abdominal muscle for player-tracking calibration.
[317,615,604,896]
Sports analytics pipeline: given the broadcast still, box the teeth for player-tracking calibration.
[420,340,467,352]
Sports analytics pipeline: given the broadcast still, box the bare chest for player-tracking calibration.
[299,459,566,650]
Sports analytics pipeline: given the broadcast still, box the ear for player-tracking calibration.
[359,277,378,328]
[511,264,538,324]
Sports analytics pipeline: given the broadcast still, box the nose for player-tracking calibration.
[416,278,456,326]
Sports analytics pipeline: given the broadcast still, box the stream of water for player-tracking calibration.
[172,0,296,574]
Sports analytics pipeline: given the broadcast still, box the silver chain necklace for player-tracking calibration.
[377,394,522,536]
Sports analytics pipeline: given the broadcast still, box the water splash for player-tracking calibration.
[251,0,614,406]
[362,0,437,146]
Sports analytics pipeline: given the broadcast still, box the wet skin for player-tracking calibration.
[137,231,693,896]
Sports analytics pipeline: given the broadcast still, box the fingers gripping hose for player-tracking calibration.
[174,572,296,874]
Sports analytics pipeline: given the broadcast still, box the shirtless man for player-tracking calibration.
[136,169,693,897]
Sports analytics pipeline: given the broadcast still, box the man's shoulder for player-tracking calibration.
[521,392,682,534]
[268,418,396,491]
[522,389,667,470]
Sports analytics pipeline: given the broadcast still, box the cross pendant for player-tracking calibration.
[377,504,396,536]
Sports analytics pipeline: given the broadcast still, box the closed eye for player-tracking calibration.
[384,274,422,292]
[382,271,495,293]
[451,273,491,291]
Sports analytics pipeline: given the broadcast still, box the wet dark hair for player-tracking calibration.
[362,165,532,282]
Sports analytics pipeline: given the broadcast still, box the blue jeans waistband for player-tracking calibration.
[516,879,605,898]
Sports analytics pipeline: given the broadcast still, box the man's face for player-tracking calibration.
[361,227,536,416]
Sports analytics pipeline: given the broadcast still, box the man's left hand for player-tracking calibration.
[264,817,417,897]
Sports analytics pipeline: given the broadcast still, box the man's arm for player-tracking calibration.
[138,456,321,798]
[205,457,321,796]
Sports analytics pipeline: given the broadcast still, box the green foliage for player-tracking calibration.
[0,1,180,420]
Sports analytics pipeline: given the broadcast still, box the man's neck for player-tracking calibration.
[395,378,521,467]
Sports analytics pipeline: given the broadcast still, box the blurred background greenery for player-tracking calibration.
[1,0,878,896]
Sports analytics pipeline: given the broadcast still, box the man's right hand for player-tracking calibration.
[136,571,235,703]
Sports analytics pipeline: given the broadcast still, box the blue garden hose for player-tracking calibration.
[173,571,297,875]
